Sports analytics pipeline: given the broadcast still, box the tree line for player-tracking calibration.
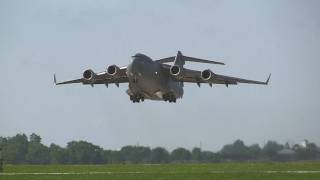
[0,133,319,164]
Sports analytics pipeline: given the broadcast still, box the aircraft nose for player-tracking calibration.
[128,57,141,77]
[131,57,145,70]
[131,58,139,66]
[131,57,144,66]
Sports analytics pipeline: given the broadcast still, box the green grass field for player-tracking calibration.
[1,162,320,180]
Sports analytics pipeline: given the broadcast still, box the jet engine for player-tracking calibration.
[201,69,214,81]
[170,65,183,79]
[83,69,96,81]
[107,65,120,76]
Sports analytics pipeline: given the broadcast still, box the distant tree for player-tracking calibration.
[0,137,7,154]
[171,148,191,162]
[136,146,151,163]
[247,144,262,159]
[2,133,319,164]
[106,150,124,164]
[262,141,284,159]
[220,140,250,161]
[120,146,135,163]
[294,142,318,160]
[201,151,221,162]
[0,137,7,146]
[101,150,112,164]
[120,146,151,163]
[0,137,7,169]
[26,142,50,164]
[284,142,290,149]
[49,144,69,164]
[4,134,28,163]
[67,141,104,164]
[150,147,169,163]
[29,133,41,144]
[191,147,202,162]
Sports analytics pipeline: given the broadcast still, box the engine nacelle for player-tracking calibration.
[107,65,120,76]
[83,69,96,81]
[201,69,215,81]
[170,65,183,79]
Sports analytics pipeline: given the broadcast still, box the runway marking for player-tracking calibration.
[1,170,320,176]
[263,170,320,174]
[0,172,145,176]
[210,170,320,174]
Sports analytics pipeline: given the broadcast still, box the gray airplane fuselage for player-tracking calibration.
[126,54,183,100]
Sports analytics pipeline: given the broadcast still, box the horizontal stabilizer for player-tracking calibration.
[157,54,225,65]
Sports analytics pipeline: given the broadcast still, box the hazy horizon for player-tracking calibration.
[1,0,320,151]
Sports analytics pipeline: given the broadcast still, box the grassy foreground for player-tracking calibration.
[1,162,320,180]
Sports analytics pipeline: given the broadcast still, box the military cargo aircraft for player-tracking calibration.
[54,51,270,103]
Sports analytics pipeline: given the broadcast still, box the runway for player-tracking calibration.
[1,170,320,176]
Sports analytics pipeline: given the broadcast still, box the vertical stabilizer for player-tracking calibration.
[174,51,185,67]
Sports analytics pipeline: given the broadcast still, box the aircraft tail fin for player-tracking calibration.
[174,51,185,67]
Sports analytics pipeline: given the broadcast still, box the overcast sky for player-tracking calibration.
[1,0,320,151]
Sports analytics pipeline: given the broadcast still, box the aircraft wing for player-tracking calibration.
[178,68,271,86]
[211,74,271,85]
[54,67,129,86]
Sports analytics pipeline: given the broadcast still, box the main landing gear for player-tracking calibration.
[163,93,176,103]
[130,94,144,103]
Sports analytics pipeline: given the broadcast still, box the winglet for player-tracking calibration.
[265,73,271,85]
[54,74,57,85]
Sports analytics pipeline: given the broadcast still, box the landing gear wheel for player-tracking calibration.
[163,93,177,103]
[130,94,145,103]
